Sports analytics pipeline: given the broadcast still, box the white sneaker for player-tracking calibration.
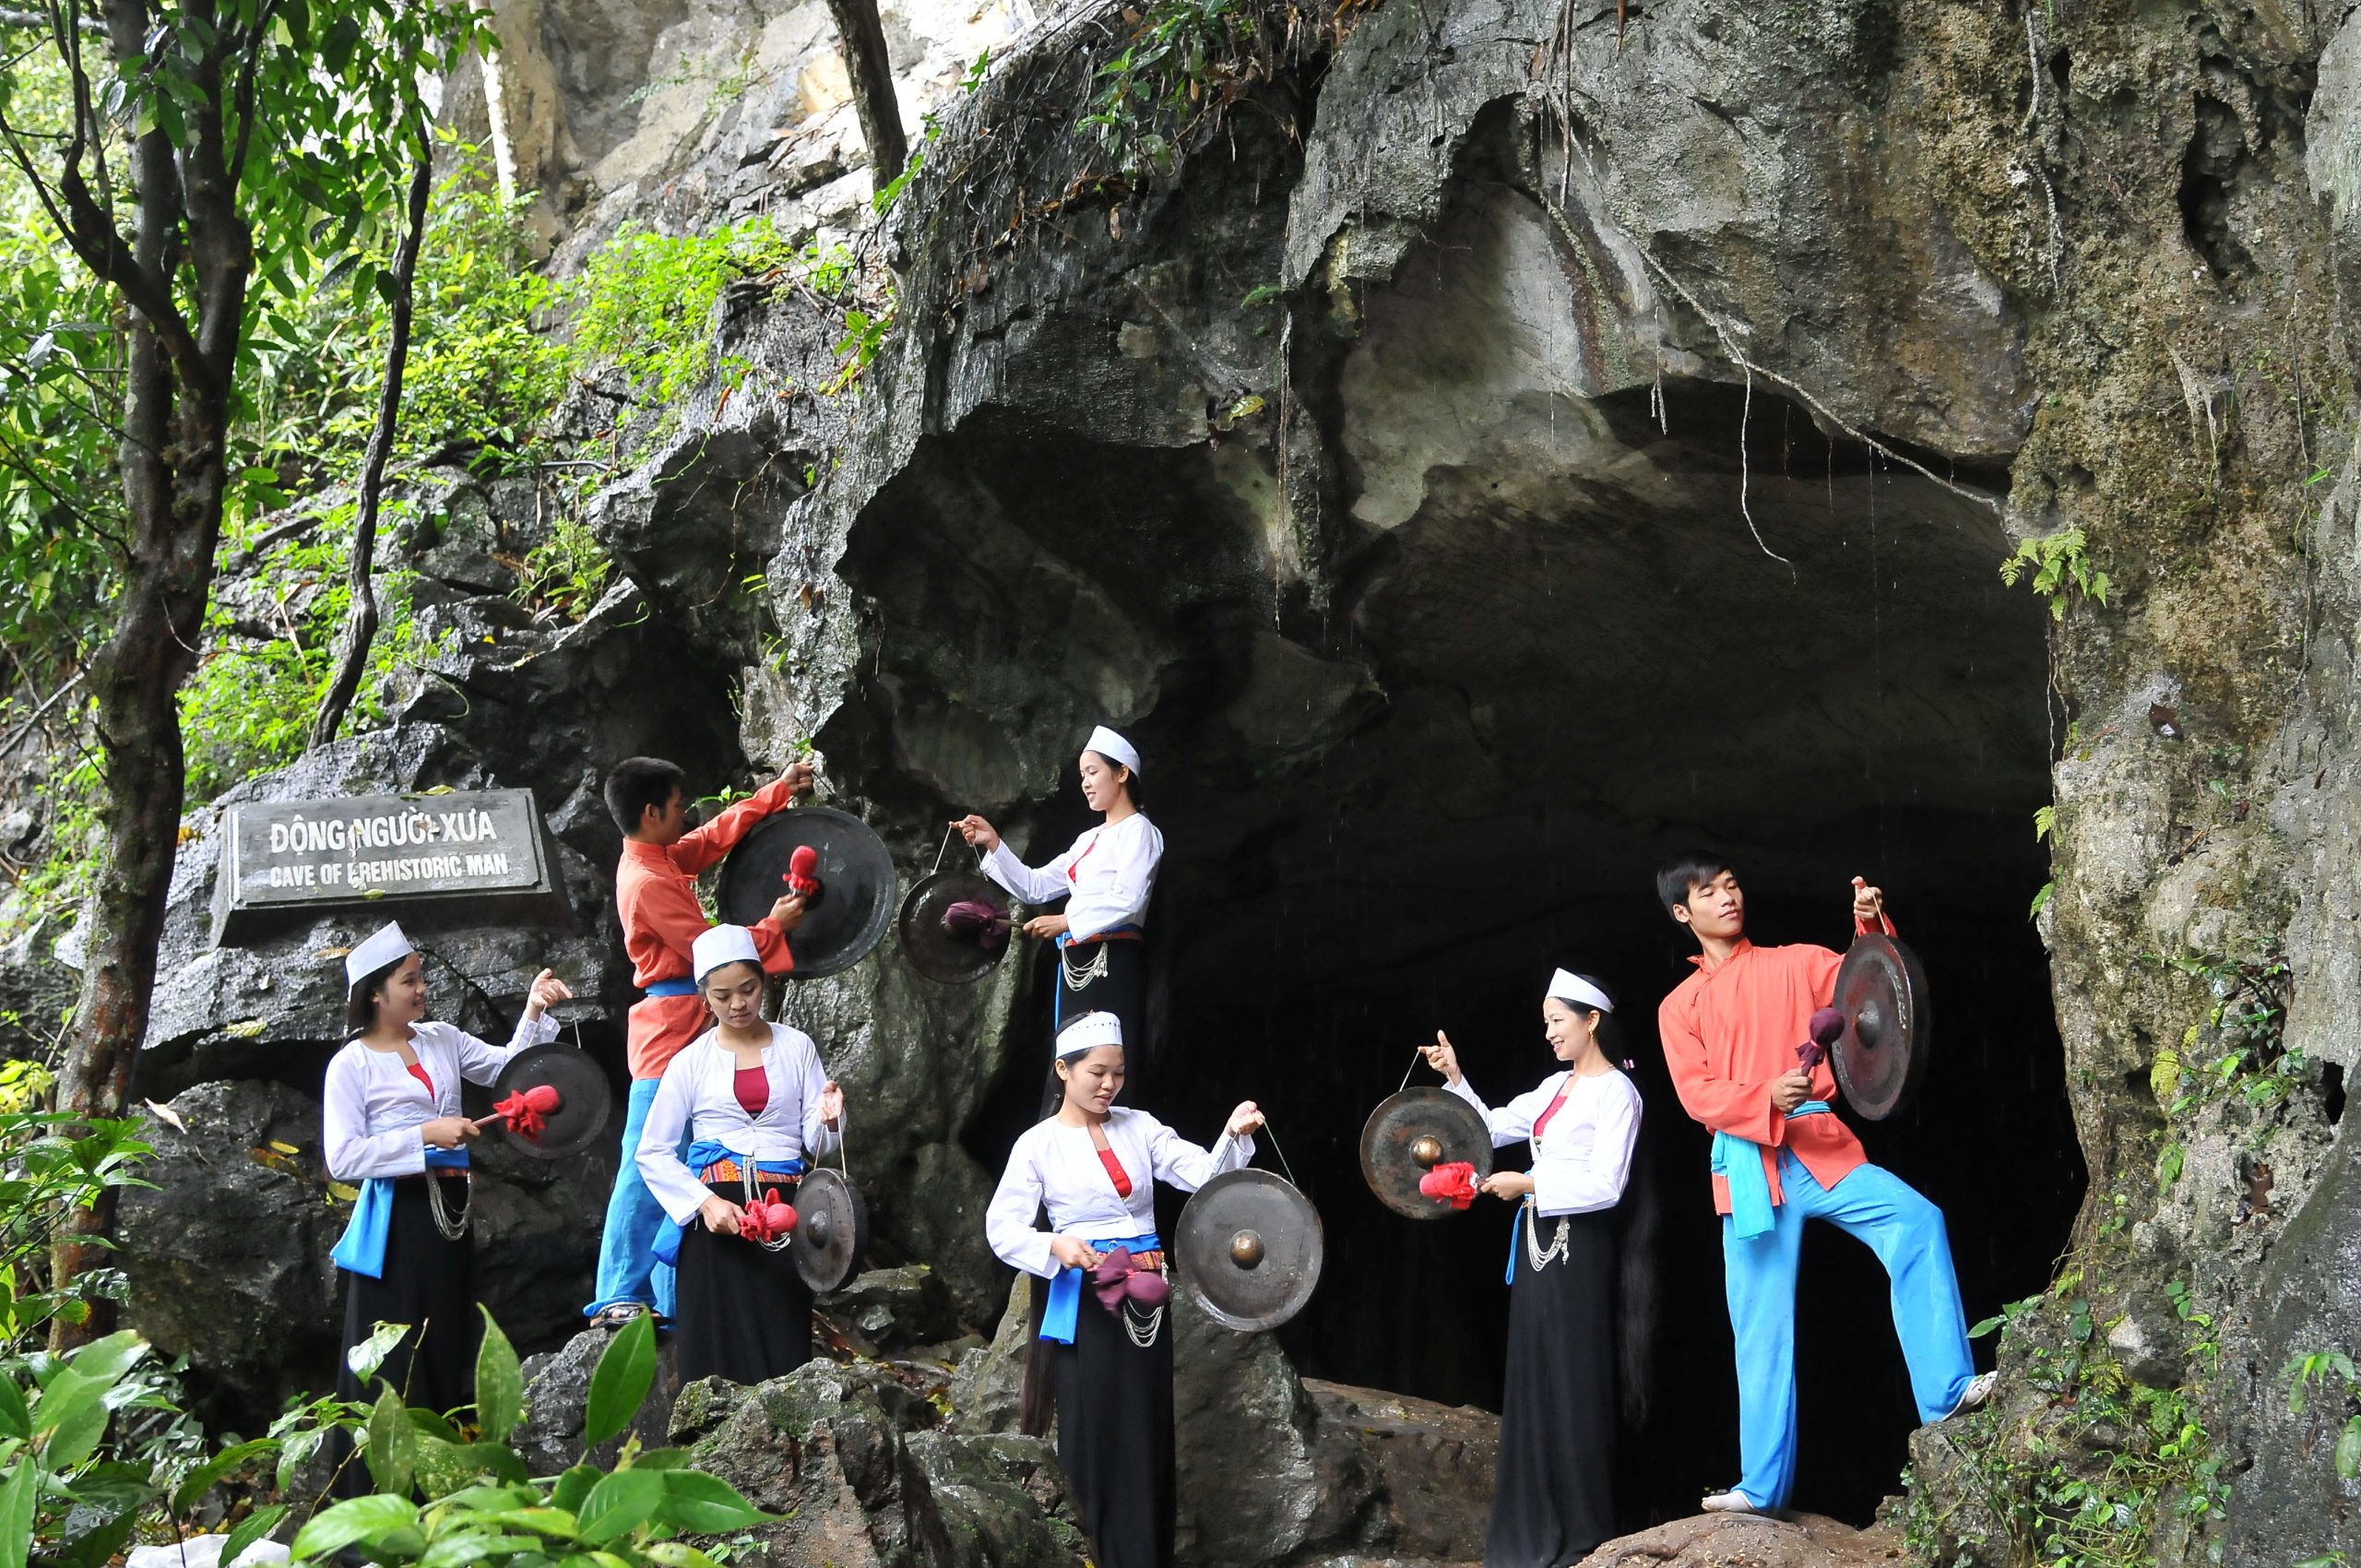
[1943,1371,1999,1420]
[1701,1490,1760,1514]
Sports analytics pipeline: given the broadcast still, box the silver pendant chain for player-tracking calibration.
[1522,1197,1569,1273]
[1123,1266,1168,1348]
[1061,942,1110,991]
[425,1170,472,1241]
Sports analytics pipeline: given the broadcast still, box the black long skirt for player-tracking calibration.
[1050,1290,1174,1568]
[673,1178,814,1384]
[1057,937,1147,1072]
[333,1174,477,1496]
[1487,1207,1619,1568]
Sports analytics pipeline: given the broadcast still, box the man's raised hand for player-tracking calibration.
[1850,875,1886,928]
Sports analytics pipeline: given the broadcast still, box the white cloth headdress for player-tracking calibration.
[345,921,415,990]
[1055,1010,1124,1058]
[1546,969,1615,1014]
[693,923,763,982]
[1084,725,1142,778]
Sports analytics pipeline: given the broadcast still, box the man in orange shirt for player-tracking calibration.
[585,755,813,1327]
[1656,854,1991,1515]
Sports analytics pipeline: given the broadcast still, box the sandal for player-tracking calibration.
[590,1303,645,1330]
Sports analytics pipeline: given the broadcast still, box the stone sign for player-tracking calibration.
[212,788,565,943]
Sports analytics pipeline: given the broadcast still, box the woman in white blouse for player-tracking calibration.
[323,921,573,1448]
[984,1010,1263,1568]
[954,723,1162,1067]
[637,924,844,1384]
[1421,970,1643,1568]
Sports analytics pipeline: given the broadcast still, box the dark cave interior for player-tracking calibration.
[941,379,2087,1528]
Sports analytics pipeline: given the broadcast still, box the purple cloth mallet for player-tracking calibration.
[942,898,1011,954]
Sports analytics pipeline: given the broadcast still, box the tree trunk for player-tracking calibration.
[823,0,907,185]
[311,119,434,749]
[51,0,249,1350]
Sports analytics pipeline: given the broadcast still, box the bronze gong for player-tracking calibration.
[1358,1087,1493,1220]
[1175,1169,1323,1333]
[791,1166,870,1295]
[487,1043,613,1160]
[714,807,897,980]
[896,869,1014,985]
[1831,932,1931,1122]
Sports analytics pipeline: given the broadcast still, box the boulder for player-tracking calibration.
[119,1077,620,1419]
[822,1264,962,1352]
[516,1324,678,1474]
[1577,1513,1907,1568]
[670,1359,1088,1568]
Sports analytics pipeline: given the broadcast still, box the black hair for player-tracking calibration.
[1655,851,1732,917]
[1083,750,1143,811]
[1019,1026,1124,1437]
[344,954,409,1039]
[605,756,687,837]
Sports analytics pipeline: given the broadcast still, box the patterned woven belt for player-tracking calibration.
[698,1159,804,1187]
[1110,1248,1165,1272]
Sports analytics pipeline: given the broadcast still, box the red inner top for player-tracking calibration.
[1096,1145,1133,1198]
[733,1066,768,1118]
[1529,1079,1572,1143]
[405,1063,435,1099]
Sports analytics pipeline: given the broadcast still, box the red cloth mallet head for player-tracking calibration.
[740,1187,798,1244]
[490,1083,562,1139]
[783,844,823,903]
[1088,1245,1169,1314]
[1797,1006,1845,1070]
[1418,1160,1477,1210]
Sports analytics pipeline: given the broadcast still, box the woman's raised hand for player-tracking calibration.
[1422,1030,1463,1086]
[1049,1235,1104,1270]
[818,1079,845,1130]
[1022,913,1070,940]
[1224,1100,1265,1138]
[523,968,573,1020]
[420,1116,480,1150]
[700,1194,745,1237]
[952,814,1002,852]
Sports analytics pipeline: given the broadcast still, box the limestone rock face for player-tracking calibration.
[117,1058,617,1420]
[670,1359,1090,1568]
[1577,1513,1906,1568]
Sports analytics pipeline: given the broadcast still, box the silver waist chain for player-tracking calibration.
[1061,942,1111,991]
[1523,1197,1570,1272]
[425,1170,472,1241]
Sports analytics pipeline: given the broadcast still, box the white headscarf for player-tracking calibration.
[1085,725,1142,778]
[345,922,415,990]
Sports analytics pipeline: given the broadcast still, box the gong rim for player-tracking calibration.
[489,1043,613,1160]
[1175,1168,1323,1333]
[896,869,1013,985]
[714,806,896,980]
[1359,1087,1494,1220]
[1832,932,1930,1122]
[793,1166,869,1294]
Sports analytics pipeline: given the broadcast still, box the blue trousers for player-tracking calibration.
[1722,1152,1975,1510]
[585,1077,680,1320]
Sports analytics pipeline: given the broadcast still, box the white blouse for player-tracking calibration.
[323,1015,559,1180]
[980,813,1164,942]
[636,1024,842,1226]
[985,1108,1252,1279]
[1448,1067,1641,1218]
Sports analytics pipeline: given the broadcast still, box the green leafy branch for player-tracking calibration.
[1999,528,2111,621]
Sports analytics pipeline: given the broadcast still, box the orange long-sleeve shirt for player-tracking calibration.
[617,778,798,1080]
[1657,923,1880,1214]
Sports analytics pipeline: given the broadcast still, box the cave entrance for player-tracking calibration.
[1112,380,2085,1527]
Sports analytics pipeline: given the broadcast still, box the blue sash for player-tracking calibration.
[1038,1231,1160,1345]
[642,978,697,999]
[1713,1102,1829,1240]
[330,1146,470,1279]
[651,1139,807,1267]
